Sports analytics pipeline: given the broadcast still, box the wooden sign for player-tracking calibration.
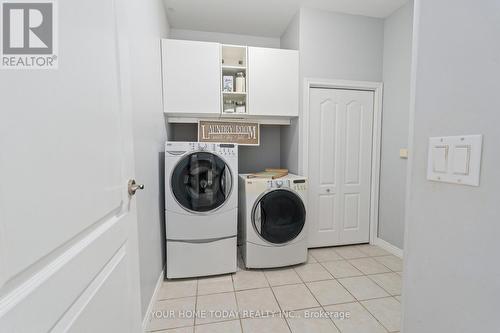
[198,120,260,146]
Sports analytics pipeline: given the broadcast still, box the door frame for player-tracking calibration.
[300,78,383,245]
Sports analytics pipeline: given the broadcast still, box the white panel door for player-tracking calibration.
[0,0,142,331]
[162,39,221,115]
[248,47,299,117]
[308,88,374,247]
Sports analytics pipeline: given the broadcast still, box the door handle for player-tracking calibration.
[128,179,145,196]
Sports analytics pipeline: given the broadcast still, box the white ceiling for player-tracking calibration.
[164,0,408,38]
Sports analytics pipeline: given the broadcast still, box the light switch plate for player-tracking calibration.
[399,148,408,159]
[427,135,482,186]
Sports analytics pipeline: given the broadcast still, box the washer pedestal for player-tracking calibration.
[167,236,237,279]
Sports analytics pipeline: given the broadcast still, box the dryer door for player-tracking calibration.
[171,152,232,213]
[252,189,306,244]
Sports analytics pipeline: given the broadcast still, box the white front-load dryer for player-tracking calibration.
[165,142,238,278]
[238,174,308,268]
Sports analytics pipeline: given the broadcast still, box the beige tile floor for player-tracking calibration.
[145,244,403,333]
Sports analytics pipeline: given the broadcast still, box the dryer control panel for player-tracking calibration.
[265,178,307,191]
[291,179,307,192]
[266,179,290,189]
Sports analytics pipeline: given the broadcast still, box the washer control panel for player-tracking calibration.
[190,142,237,156]
[214,143,237,157]
[166,142,237,157]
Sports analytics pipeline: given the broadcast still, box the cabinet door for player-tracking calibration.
[248,47,299,117]
[162,39,220,114]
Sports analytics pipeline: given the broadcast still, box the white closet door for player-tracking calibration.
[308,88,374,247]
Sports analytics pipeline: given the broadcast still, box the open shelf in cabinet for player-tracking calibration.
[221,44,248,115]
[221,64,246,70]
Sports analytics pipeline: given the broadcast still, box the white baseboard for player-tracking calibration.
[142,269,165,331]
[373,237,403,258]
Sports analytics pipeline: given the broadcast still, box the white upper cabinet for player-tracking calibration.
[161,40,299,121]
[248,47,299,117]
[162,39,220,114]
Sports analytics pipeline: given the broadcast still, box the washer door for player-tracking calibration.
[171,152,232,212]
[252,189,306,244]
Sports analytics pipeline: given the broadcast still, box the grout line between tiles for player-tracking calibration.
[262,268,293,333]
[230,272,245,333]
[292,261,344,333]
[299,262,344,332]
[193,278,199,327]
[358,296,397,333]
[315,253,402,292]
[315,273,391,332]
[315,251,399,332]
[372,256,404,273]
[193,319,240,332]
[365,273,402,297]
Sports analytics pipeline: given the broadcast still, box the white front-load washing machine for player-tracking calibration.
[238,174,308,268]
[165,141,238,278]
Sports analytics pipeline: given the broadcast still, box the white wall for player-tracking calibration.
[125,0,169,318]
[378,3,413,249]
[239,126,281,173]
[280,7,385,174]
[280,12,300,51]
[169,29,280,48]
[403,0,500,331]
[299,8,384,82]
[168,124,282,174]
[280,13,301,173]
[280,7,412,251]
